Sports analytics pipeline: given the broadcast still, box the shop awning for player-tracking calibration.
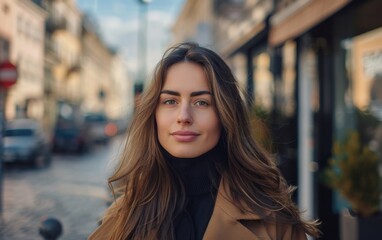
[269,0,351,46]
[220,22,265,57]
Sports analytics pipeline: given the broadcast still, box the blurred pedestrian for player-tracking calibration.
[89,42,320,240]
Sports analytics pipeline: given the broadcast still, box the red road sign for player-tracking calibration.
[0,60,17,88]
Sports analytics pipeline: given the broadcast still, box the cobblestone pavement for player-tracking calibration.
[0,136,126,240]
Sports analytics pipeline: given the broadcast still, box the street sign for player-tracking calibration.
[0,60,17,88]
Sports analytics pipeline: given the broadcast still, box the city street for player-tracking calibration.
[0,135,126,240]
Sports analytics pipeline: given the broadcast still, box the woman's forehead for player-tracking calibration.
[162,62,210,91]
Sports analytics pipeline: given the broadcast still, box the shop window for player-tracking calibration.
[332,28,382,213]
[281,41,297,117]
[346,27,382,156]
[253,52,274,113]
[230,53,247,93]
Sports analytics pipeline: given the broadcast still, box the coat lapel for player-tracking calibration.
[203,180,269,240]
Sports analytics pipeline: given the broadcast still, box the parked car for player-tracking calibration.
[84,113,117,144]
[3,118,51,167]
[53,117,91,153]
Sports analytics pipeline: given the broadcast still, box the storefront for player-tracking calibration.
[218,1,381,238]
[268,0,382,239]
[317,1,382,238]
[302,0,382,238]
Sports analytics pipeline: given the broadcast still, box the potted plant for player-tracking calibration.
[323,131,382,240]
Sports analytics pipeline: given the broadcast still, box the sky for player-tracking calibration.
[76,0,185,82]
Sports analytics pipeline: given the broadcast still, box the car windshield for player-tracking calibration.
[5,129,34,137]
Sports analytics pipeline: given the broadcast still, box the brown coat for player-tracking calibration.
[89,181,307,240]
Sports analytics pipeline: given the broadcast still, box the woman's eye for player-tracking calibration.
[163,99,177,105]
[195,100,209,106]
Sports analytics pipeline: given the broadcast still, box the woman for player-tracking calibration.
[89,42,320,240]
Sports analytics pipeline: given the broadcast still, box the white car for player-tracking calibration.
[3,118,52,167]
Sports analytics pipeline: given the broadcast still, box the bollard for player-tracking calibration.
[38,217,63,240]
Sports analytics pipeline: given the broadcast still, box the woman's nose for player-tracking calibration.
[177,103,193,124]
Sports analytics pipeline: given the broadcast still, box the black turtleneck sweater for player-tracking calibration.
[162,145,226,240]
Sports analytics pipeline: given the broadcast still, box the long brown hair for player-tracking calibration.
[105,42,320,239]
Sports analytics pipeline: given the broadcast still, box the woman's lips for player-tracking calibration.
[171,131,199,142]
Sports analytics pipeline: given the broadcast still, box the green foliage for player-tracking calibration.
[249,105,274,152]
[251,104,269,122]
[324,132,381,217]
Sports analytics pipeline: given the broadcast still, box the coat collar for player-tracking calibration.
[203,179,268,240]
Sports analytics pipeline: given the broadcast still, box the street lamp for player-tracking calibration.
[134,0,151,109]
[138,0,151,83]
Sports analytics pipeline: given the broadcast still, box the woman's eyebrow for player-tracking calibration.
[160,90,212,97]
[190,91,212,97]
[160,90,180,96]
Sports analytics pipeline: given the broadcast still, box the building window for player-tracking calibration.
[0,37,10,61]
[2,4,9,14]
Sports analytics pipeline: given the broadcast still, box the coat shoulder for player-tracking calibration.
[205,182,308,240]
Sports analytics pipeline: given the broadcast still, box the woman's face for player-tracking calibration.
[155,62,221,158]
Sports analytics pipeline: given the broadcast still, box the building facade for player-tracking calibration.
[80,16,112,115]
[108,52,133,121]
[1,0,132,138]
[0,0,46,120]
[47,0,82,104]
